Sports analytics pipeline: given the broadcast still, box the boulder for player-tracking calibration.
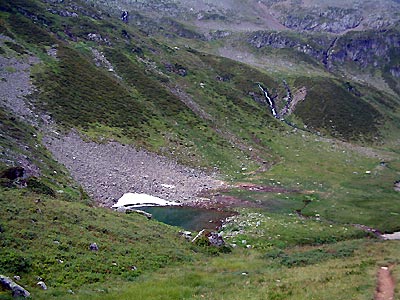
[125,209,152,219]
[0,167,25,180]
[116,206,152,219]
[37,281,47,290]
[179,230,192,240]
[0,275,30,298]
[206,232,225,247]
[89,242,99,251]
[394,180,400,192]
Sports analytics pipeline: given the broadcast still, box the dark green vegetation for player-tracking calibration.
[0,0,400,299]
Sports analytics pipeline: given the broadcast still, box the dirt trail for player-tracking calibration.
[375,266,395,300]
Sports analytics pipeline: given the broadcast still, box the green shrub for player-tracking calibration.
[0,251,32,274]
[27,177,55,196]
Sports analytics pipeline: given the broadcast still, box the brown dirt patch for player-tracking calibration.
[235,183,299,193]
[375,265,396,300]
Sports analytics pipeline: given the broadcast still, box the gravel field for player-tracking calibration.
[43,132,225,206]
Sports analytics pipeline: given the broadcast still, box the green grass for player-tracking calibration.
[42,239,400,300]
[221,209,367,250]
[0,188,204,296]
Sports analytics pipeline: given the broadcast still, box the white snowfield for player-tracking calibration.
[112,193,180,208]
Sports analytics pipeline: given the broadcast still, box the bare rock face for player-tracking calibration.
[248,31,326,61]
[281,7,363,33]
[0,275,31,298]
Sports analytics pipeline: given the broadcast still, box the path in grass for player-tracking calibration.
[375,266,395,300]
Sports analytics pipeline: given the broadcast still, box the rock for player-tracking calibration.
[0,275,30,298]
[121,11,129,23]
[206,232,225,247]
[125,209,152,219]
[89,242,99,251]
[179,230,192,240]
[394,181,400,192]
[0,167,25,180]
[13,276,20,281]
[37,281,47,290]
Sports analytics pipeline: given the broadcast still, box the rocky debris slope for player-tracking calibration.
[0,35,40,126]
[43,131,225,206]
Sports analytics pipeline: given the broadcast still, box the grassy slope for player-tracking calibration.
[42,240,400,300]
[0,188,204,299]
[1,0,400,299]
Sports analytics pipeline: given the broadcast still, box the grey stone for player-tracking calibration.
[0,275,30,298]
[37,281,47,290]
[89,242,99,251]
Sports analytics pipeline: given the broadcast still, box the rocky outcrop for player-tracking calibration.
[330,29,400,68]
[87,33,111,45]
[281,7,362,33]
[248,28,400,72]
[249,31,325,60]
[47,8,78,18]
[0,275,30,298]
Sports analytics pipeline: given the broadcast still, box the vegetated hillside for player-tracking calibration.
[0,0,400,299]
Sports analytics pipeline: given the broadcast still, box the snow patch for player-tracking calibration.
[382,232,400,240]
[112,193,180,208]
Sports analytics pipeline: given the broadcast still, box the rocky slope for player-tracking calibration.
[43,131,224,206]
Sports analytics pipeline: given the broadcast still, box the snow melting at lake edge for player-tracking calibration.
[112,193,180,208]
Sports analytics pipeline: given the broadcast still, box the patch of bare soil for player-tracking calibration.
[235,183,299,193]
[286,86,307,115]
[375,265,395,300]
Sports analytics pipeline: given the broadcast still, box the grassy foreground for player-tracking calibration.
[35,240,400,300]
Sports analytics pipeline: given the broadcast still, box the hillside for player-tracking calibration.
[0,0,400,299]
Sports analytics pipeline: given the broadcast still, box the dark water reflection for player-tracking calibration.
[139,206,234,231]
